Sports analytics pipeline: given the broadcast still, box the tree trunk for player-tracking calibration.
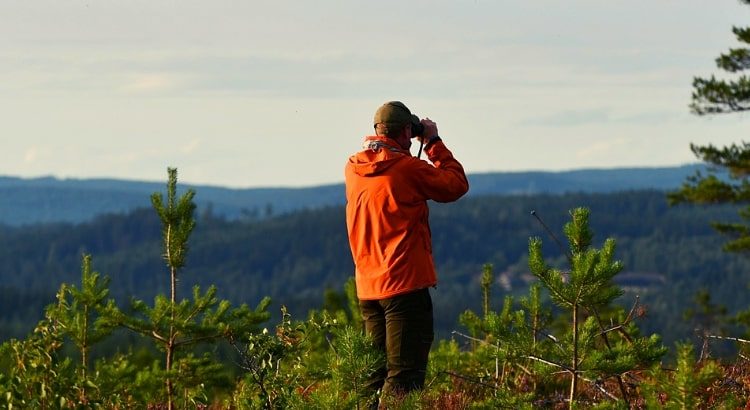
[166,341,174,410]
[166,265,177,410]
[569,303,578,409]
[80,304,89,404]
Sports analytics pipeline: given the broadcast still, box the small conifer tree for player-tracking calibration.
[102,168,271,409]
[527,207,666,408]
[642,343,722,409]
[327,325,385,409]
[49,254,114,404]
[458,279,551,408]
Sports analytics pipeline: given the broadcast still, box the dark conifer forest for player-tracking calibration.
[0,189,746,346]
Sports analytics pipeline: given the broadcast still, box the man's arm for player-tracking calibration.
[408,118,468,202]
[413,139,469,202]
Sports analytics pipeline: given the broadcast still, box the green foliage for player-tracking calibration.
[344,277,363,329]
[49,255,113,370]
[672,1,750,256]
[229,306,307,409]
[151,167,196,271]
[691,76,750,115]
[529,208,666,407]
[456,208,666,409]
[530,208,624,310]
[227,305,385,410]
[642,343,722,409]
[326,326,384,409]
[97,168,273,408]
[45,253,117,405]
[104,286,271,350]
[456,279,553,407]
[89,352,153,407]
[690,13,750,115]
[0,318,76,408]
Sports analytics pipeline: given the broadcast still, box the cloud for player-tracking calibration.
[120,72,186,94]
[181,138,201,154]
[524,109,613,127]
[24,146,38,163]
[576,138,630,160]
[522,108,677,127]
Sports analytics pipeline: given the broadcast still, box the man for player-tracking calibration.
[344,101,469,398]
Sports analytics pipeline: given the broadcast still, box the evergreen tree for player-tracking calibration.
[325,326,385,409]
[690,0,750,115]
[670,0,750,251]
[642,343,723,410]
[454,209,666,408]
[527,207,666,408]
[49,254,114,404]
[102,168,271,409]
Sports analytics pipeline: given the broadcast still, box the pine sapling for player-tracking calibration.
[102,168,272,409]
[50,254,114,404]
[643,343,722,409]
[528,207,666,408]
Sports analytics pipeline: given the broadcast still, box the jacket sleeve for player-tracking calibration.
[409,140,469,203]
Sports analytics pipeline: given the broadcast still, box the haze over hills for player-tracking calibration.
[0,164,707,226]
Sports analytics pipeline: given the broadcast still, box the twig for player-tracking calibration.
[524,356,619,401]
[706,334,750,345]
[623,295,640,324]
[452,331,620,401]
[174,334,222,348]
[452,329,558,344]
[451,330,490,346]
[440,370,501,390]
[515,363,533,376]
[525,355,572,372]
[588,380,620,402]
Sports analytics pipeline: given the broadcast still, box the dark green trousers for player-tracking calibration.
[359,288,434,397]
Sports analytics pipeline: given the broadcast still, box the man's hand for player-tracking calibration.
[417,118,438,143]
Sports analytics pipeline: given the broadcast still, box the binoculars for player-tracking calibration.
[411,121,425,138]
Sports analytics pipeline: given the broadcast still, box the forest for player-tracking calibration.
[0,188,746,348]
[2,169,750,408]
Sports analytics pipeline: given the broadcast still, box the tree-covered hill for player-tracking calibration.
[0,164,710,226]
[0,189,746,349]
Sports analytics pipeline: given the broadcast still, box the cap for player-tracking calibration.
[373,101,420,135]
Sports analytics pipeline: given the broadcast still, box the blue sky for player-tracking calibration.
[2,0,749,188]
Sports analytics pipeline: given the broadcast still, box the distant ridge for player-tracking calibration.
[0,164,705,226]
[467,164,705,196]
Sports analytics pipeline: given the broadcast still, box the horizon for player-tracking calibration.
[2,1,749,188]
[0,162,704,190]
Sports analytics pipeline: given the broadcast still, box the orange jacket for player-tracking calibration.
[345,136,469,300]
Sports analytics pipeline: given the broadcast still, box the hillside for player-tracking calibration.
[0,164,708,226]
[0,188,746,349]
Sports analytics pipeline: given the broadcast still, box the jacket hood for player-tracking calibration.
[348,136,410,177]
